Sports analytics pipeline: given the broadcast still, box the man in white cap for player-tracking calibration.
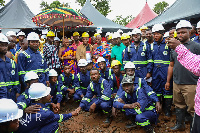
[16,31,26,52]
[194,21,200,44]
[166,20,200,131]
[0,33,20,101]
[16,83,78,133]
[0,98,23,133]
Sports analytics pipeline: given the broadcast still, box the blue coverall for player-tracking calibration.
[58,73,79,98]
[100,67,113,81]
[49,81,63,103]
[151,39,173,98]
[79,77,112,113]
[17,89,31,110]
[123,41,153,78]
[115,77,159,104]
[113,82,158,128]
[0,57,20,101]
[16,103,72,133]
[108,73,123,94]
[74,71,91,101]
[17,48,49,88]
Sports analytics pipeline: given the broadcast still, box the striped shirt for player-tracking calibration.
[175,44,200,116]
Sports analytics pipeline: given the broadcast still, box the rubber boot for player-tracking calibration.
[102,113,112,128]
[170,108,185,131]
[164,98,172,121]
[144,126,154,133]
[125,116,137,129]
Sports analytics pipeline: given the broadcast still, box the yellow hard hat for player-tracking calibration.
[46,31,55,37]
[111,60,121,68]
[108,34,112,40]
[126,34,130,39]
[94,33,100,37]
[82,32,89,38]
[140,26,148,31]
[121,33,128,40]
[73,32,80,36]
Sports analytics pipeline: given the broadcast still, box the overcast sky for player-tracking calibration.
[5,0,176,20]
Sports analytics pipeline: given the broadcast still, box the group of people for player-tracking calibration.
[1,19,200,133]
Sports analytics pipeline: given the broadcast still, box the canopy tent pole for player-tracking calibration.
[63,16,64,39]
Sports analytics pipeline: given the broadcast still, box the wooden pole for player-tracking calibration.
[63,16,64,39]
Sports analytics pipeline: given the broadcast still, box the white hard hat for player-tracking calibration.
[132,28,141,34]
[196,21,200,29]
[105,32,111,37]
[41,35,47,39]
[49,69,58,76]
[127,31,132,36]
[28,83,51,99]
[97,57,106,63]
[27,32,39,41]
[124,62,135,69]
[0,99,23,123]
[17,31,26,37]
[0,33,9,43]
[54,37,60,41]
[176,20,192,30]
[117,29,123,33]
[112,32,121,39]
[6,31,16,37]
[164,31,169,38]
[152,24,165,33]
[78,59,88,66]
[24,71,39,82]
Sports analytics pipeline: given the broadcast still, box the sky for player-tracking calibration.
[5,0,176,20]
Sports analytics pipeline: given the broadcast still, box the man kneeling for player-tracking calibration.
[113,76,158,133]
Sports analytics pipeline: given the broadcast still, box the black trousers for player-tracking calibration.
[191,113,200,133]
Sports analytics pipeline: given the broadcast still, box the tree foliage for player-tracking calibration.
[113,15,134,26]
[76,0,111,17]
[153,1,169,15]
[40,0,69,11]
[0,0,5,6]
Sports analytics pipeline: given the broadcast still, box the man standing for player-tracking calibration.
[18,32,49,89]
[166,20,200,131]
[43,31,61,74]
[123,28,153,79]
[111,32,126,71]
[145,29,154,47]
[71,32,82,49]
[16,31,26,52]
[194,21,200,44]
[76,32,93,63]
[151,24,172,120]
[0,33,20,101]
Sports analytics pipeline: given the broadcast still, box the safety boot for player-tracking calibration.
[125,116,137,129]
[101,113,112,128]
[144,126,154,133]
[170,108,185,131]
[164,98,172,121]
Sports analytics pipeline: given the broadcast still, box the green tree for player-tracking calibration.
[153,1,169,15]
[0,0,5,6]
[113,15,134,26]
[40,0,69,11]
[76,0,111,17]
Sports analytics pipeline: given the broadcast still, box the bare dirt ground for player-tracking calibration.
[59,100,190,133]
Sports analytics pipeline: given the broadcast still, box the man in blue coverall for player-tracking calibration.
[17,32,49,90]
[97,57,113,81]
[74,59,90,102]
[16,83,78,133]
[113,76,157,133]
[123,28,153,79]
[151,24,173,119]
[76,68,113,127]
[0,33,20,101]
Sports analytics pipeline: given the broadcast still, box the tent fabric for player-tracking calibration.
[126,2,157,29]
[145,0,200,27]
[0,0,37,30]
[79,0,130,32]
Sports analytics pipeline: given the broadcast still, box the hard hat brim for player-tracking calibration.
[0,108,23,123]
[29,87,51,100]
